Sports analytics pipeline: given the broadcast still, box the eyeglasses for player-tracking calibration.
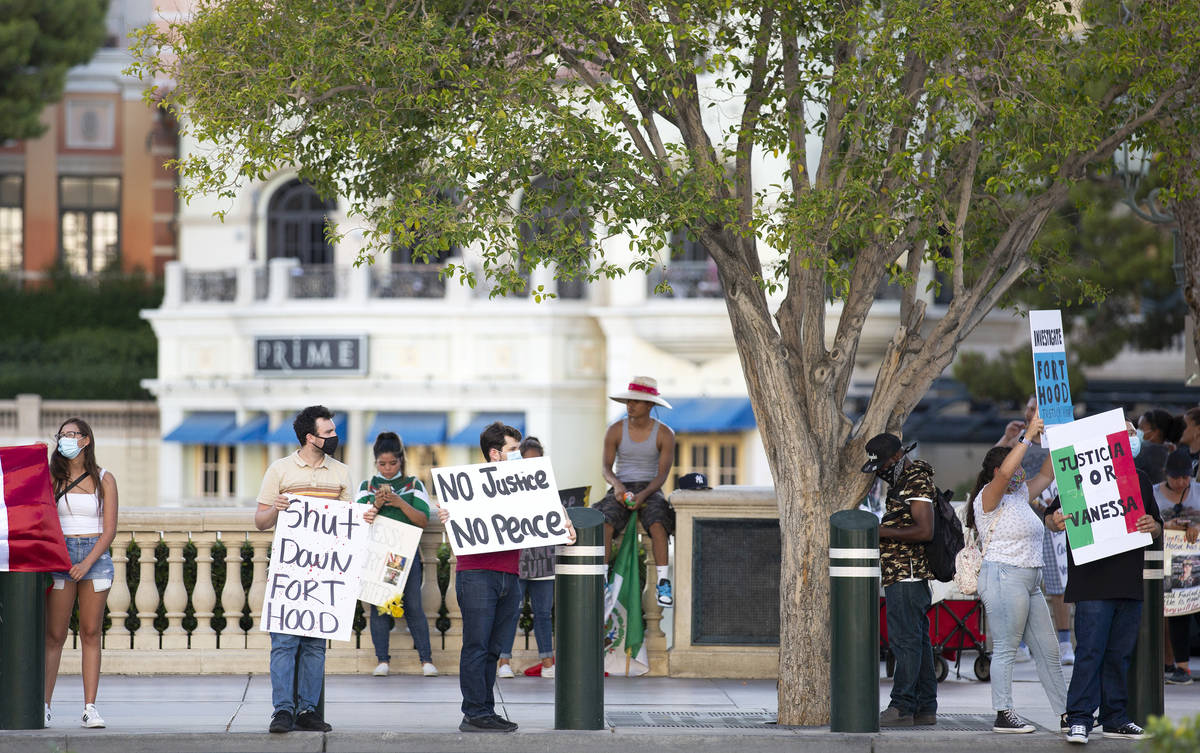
[55,431,85,440]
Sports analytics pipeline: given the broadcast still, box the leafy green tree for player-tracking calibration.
[0,0,111,142]
[131,0,1200,723]
[954,176,1181,404]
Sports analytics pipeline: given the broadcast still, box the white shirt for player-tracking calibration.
[57,469,107,536]
[973,483,1045,568]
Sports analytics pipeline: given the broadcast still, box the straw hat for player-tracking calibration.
[608,376,672,409]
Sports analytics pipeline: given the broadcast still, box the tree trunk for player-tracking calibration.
[1176,192,1200,380]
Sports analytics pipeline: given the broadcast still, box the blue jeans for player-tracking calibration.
[269,632,325,714]
[1066,599,1143,731]
[501,578,555,659]
[884,580,937,715]
[978,562,1066,713]
[368,557,433,663]
[456,569,522,719]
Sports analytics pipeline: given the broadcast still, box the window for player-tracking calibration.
[60,177,120,275]
[669,435,743,491]
[199,445,237,498]
[0,176,21,275]
[267,179,336,264]
[649,227,723,298]
[518,176,591,299]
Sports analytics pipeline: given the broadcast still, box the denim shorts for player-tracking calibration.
[51,536,114,591]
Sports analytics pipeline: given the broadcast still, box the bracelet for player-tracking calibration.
[1019,436,1033,447]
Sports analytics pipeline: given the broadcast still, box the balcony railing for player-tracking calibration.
[288,264,344,299]
[183,269,237,302]
[53,508,669,675]
[647,261,724,299]
[370,265,447,299]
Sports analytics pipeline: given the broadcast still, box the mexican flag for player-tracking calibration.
[604,511,648,676]
[0,444,70,572]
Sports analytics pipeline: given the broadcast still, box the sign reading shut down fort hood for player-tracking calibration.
[359,516,423,607]
[432,456,572,556]
[1030,310,1073,438]
[1045,409,1152,565]
[261,495,370,641]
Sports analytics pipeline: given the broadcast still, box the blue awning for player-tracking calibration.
[661,398,756,433]
[366,412,448,446]
[266,413,347,445]
[163,412,238,444]
[229,414,271,444]
[448,413,526,446]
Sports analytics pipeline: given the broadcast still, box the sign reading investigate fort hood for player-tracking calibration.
[432,456,572,556]
[260,495,370,641]
[1045,409,1152,565]
[255,335,367,376]
[1030,310,1073,437]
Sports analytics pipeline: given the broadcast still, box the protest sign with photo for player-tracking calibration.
[432,456,572,556]
[260,494,370,641]
[1165,529,1200,617]
[1045,408,1152,565]
[1029,309,1073,444]
[358,515,424,606]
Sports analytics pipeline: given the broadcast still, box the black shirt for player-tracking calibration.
[1043,468,1162,603]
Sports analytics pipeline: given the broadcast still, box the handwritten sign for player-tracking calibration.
[1046,409,1152,565]
[431,456,572,556]
[260,495,369,641]
[359,516,424,606]
[1165,530,1200,617]
[1030,309,1073,441]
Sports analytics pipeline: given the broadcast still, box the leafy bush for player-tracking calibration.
[1141,714,1200,753]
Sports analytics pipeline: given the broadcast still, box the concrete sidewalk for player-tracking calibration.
[4,662,1198,752]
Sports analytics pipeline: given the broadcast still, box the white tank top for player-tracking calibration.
[57,469,107,536]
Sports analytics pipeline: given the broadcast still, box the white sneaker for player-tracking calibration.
[422,662,439,677]
[45,704,51,726]
[81,704,106,728]
[497,663,515,679]
[1015,645,1032,663]
[372,662,389,677]
[542,663,555,679]
[1060,642,1075,666]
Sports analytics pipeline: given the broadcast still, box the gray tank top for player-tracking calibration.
[616,419,660,483]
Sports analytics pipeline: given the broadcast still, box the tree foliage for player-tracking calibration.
[0,0,111,142]
[131,0,1200,724]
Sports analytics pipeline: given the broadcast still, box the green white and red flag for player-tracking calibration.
[0,444,70,572]
[604,511,649,676]
[1045,409,1152,565]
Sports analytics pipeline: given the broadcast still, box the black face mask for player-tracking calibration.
[317,435,339,456]
[877,459,904,487]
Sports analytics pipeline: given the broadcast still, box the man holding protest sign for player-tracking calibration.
[434,421,576,733]
[254,406,353,734]
[1044,418,1162,744]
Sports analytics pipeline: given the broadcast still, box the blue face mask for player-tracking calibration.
[1129,429,1143,459]
[57,437,82,459]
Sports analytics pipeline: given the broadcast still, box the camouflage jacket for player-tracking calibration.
[879,459,936,586]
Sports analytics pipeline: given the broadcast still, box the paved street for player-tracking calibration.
[3,662,1198,752]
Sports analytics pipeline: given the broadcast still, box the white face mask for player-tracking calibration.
[58,437,82,459]
[505,450,523,461]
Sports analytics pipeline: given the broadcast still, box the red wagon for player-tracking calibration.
[879,596,991,682]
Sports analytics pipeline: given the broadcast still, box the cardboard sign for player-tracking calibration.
[260,495,370,641]
[359,516,424,606]
[1046,409,1152,565]
[1165,530,1200,617]
[1030,310,1073,444]
[432,456,572,556]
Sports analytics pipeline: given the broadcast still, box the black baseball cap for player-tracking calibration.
[861,433,917,473]
[677,472,711,490]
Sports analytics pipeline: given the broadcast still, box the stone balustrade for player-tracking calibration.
[54,507,669,675]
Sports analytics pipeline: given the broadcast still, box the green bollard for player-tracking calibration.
[0,572,47,730]
[829,509,880,733]
[1127,546,1164,726]
[554,506,606,730]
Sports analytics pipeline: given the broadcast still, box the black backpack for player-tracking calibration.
[925,488,965,582]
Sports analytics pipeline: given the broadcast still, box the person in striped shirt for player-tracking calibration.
[254,406,352,734]
[356,431,437,678]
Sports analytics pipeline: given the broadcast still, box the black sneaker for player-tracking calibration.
[1065,723,1089,744]
[459,715,517,733]
[488,714,519,731]
[993,709,1035,733]
[294,709,332,732]
[1102,721,1147,740]
[1166,668,1193,685]
[1060,714,1069,733]
[268,710,294,733]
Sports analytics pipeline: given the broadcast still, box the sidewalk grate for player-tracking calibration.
[883,713,1053,733]
[606,711,777,728]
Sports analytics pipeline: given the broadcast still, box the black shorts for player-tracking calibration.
[594,481,675,537]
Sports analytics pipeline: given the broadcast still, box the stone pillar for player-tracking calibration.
[220,533,248,650]
[245,532,271,649]
[189,533,219,649]
[162,260,184,308]
[268,257,298,304]
[132,532,161,650]
[105,533,132,650]
[160,532,190,649]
